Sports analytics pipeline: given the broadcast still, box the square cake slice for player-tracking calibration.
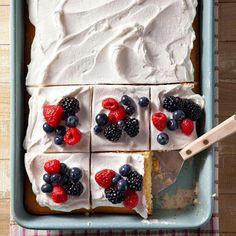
[91,152,152,219]
[24,86,91,153]
[150,84,205,151]
[91,85,150,152]
[25,153,90,212]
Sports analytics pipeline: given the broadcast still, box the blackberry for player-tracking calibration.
[183,99,202,121]
[123,117,139,137]
[103,123,122,142]
[127,171,143,191]
[105,186,124,204]
[59,97,80,115]
[65,181,84,196]
[162,96,184,112]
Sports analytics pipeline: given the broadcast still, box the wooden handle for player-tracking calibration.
[180,114,236,160]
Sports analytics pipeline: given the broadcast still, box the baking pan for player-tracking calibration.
[11,0,215,229]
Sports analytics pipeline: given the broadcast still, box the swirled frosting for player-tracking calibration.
[26,0,197,85]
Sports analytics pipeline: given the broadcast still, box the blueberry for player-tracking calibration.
[117,179,128,192]
[70,167,82,182]
[60,174,69,186]
[95,113,108,126]
[167,119,178,131]
[43,122,54,133]
[126,106,135,116]
[94,125,103,134]
[117,120,126,130]
[54,135,64,145]
[60,163,68,174]
[121,95,131,106]
[55,126,66,136]
[66,115,79,127]
[173,110,186,122]
[112,174,122,185]
[61,112,69,120]
[50,173,62,184]
[43,173,51,184]
[119,164,132,177]
[138,97,149,107]
[41,183,52,193]
[157,133,169,145]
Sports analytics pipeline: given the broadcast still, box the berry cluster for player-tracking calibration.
[152,96,203,145]
[41,159,84,203]
[95,164,143,209]
[94,95,149,142]
[43,97,81,146]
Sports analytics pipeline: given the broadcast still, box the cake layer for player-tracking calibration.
[26,0,197,86]
[25,153,90,212]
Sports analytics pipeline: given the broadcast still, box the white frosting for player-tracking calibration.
[91,85,149,152]
[25,153,90,211]
[150,84,205,151]
[91,152,148,218]
[26,0,197,86]
[24,86,91,153]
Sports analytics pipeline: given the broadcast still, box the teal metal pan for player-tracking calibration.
[11,0,215,230]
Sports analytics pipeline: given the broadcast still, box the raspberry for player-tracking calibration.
[152,112,168,131]
[102,98,119,111]
[59,97,80,116]
[127,170,143,191]
[180,118,194,135]
[108,106,126,123]
[183,99,202,121]
[43,105,64,127]
[105,186,124,204]
[104,123,122,142]
[162,96,184,112]
[123,117,139,137]
[51,185,68,203]
[95,169,116,188]
[44,159,61,175]
[64,128,81,145]
[123,190,139,209]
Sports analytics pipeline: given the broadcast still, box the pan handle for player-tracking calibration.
[180,114,236,160]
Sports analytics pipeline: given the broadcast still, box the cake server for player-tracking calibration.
[154,114,236,193]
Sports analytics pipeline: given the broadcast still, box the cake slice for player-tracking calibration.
[90,152,152,219]
[25,153,90,213]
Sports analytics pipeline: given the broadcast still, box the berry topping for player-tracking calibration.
[167,119,178,131]
[123,190,139,209]
[112,174,122,185]
[64,128,81,145]
[41,183,53,193]
[54,135,64,145]
[123,117,139,137]
[59,97,80,116]
[51,185,68,203]
[180,118,194,135]
[117,120,126,130]
[102,98,119,111]
[43,105,64,127]
[108,106,126,122]
[66,115,79,128]
[94,125,103,134]
[95,169,116,189]
[44,159,61,175]
[119,164,132,177]
[183,99,202,121]
[50,173,62,184]
[162,96,184,112]
[70,167,82,182]
[125,106,135,116]
[152,112,168,131]
[55,126,66,136]
[157,132,169,145]
[65,181,84,196]
[96,113,108,126]
[127,171,143,191]
[138,97,149,107]
[104,123,122,142]
[59,174,69,186]
[43,173,51,184]
[43,122,54,133]
[117,179,128,192]
[173,110,186,122]
[121,95,131,106]
[105,186,124,204]
[59,163,68,175]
